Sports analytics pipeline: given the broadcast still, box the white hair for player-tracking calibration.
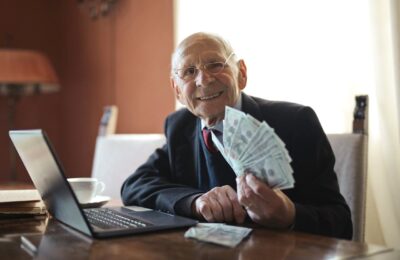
[171,32,237,76]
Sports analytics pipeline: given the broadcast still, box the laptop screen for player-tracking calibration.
[9,130,92,236]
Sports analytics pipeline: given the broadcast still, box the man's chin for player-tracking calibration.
[196,110,225,125]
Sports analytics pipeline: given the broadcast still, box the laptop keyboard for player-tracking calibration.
[84,208,150,230]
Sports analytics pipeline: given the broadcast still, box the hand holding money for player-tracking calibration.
[236,174,295,229]
[213,106,295,189]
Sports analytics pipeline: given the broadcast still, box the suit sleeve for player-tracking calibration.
[287,106,353,239]
[120,117,203,215]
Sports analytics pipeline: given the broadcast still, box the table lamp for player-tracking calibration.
[0,49,60,182]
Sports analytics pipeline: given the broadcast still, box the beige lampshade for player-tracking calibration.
[0,49,60,96]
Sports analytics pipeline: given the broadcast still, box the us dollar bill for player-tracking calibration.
[184,223,252,247]
[215,106,294,189]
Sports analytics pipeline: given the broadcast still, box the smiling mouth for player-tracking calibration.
[197,91,223,101]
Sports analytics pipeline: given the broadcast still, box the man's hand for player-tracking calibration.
[236,173,295,229]
[192,185,246,224]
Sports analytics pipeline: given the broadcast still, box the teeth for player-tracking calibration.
[199,92,222,100]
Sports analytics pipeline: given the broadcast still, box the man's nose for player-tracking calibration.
[195,68,214,87]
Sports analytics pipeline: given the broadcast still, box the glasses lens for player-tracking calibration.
[205,62,224,74]
[176,60,227,81]
[178,67,197,80]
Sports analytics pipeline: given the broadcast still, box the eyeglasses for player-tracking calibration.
[174,52,235,81]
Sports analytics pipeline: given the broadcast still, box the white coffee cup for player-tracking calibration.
[67,178,105,204]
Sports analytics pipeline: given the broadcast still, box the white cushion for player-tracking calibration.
[91,134,166,199]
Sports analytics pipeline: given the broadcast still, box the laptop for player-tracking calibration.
[9,129,198,238]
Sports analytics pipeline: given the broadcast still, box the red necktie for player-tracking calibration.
[202,128,218,153]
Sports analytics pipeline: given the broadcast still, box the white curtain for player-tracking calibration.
[174,0,400,248]
[366,0,400,249]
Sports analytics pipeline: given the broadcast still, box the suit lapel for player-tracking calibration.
[173,115,201,186]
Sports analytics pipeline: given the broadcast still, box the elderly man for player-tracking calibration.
[121,32,352,239]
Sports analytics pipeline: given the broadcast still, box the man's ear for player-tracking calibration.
[238,60,247,90]
[170,78,184,105]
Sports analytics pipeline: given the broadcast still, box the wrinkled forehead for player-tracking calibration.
[172,37,228,69]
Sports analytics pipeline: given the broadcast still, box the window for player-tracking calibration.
[174,0,373,133]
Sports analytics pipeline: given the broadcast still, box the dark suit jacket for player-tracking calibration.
[121,93,353,239]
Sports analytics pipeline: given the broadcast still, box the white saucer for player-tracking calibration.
[80,195,111,208]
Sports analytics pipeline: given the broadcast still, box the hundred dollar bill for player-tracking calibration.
[243,156,294,189]
[223,107,246,154]
[184,223,252,248]
[227,115,259,161]
[214,106,294,189]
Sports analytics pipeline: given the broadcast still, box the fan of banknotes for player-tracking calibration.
[212,106,295,189]
[185,223,252,247]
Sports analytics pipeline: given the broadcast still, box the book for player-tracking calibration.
[0,189,41,203]
[0,189,47,218]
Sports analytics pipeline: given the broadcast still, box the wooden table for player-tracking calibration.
[0,215,397,260]
[0,187,397,260]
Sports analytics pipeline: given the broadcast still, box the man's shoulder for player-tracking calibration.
[243,94,319,134]
[164,108,197,134]
[245,94,311,120]
[250,95,307,112]
[166,108,196,124]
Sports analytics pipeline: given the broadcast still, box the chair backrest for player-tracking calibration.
[92,106,166,199]
[326,95,368,242]
[327,133,367,242]
[91,134,166,199]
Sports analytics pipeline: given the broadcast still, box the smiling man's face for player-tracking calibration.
[171,36,247,126]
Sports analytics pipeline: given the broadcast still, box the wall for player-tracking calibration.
[0,0,62,183]
[0,0,175,183]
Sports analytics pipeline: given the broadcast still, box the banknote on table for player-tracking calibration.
[184,223,252,248]
[212,106,295,189]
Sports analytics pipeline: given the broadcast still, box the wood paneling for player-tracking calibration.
[0,0,174,182]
